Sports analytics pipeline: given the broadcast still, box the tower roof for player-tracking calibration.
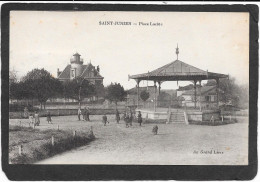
[73,52,81,57]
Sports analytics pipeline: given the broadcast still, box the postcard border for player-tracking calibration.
[1,3,258,180]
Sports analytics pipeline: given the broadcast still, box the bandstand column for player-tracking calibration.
[199,80,202,111]
[158,81,161,94]
[216,78,220,109]
[154,81,157,112]
[136,79,140,108]
[194,80,197,109]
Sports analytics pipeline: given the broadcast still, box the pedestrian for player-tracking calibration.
[82,107,86,121]
[77,108,81,121]
[34,111,40,126]
[137,111,142,126]
[152,125,158,135]
[86,107,90,121]
[29,114,34,126]
[46,110,52,124]
[102,114,108,126]
[116,109,120,124]
[129,111,133,126]
[125,113,130,128]
[24,107,29,118]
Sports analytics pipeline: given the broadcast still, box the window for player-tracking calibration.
[71,69,75,78]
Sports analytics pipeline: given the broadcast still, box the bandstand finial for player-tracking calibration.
[176,43,179,60]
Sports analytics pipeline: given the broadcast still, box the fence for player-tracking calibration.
[9,108,126,119]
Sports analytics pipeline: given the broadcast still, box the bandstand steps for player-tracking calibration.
[169,111,185,123]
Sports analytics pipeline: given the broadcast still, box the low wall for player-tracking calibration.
[186,110,220,122]
[9,108,125,119]
[136,109,167,120]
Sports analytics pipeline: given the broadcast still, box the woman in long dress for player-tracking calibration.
[34,111,40,126]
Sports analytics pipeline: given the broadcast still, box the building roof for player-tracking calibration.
[181,85,217,96]
[129,60,228,81]
[80,63,103,79]
[58,63,103,80]
[127,86,155,95]
[58,65,71,79]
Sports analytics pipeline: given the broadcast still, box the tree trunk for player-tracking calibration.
[44,102,46,110]
[115,102,117,109]
[40,102,42,110]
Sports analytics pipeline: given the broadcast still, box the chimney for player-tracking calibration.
[57,68,61,77]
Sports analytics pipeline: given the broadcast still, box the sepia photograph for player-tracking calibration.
[7,9,250,166]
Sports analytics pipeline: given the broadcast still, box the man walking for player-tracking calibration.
[86,107,90,121]
[116,109,120,124]
[77,107,81,121]
[137,111,142,126]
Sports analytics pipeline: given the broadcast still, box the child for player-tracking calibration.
[29,114,34,126]
[46,110,52,124]
[152,125,158,135]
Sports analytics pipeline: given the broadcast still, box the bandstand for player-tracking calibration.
[129,45,228,123]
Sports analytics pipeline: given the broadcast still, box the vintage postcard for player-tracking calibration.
[2,3,257,181]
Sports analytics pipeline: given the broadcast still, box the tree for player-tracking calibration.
[63,77,95,107]
[23,68,63,109]
[9,81,32,102]
[94,83,105,100]
[105,83,127,108]
[140,90,150,107]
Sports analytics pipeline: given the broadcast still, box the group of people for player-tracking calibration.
[122,110,142,128]
[101,109,142,127]
[28,110,53,126]
[77,107,90,121]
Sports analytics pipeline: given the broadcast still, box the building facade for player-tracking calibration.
[178,85,221,109]
[57,53,103,85]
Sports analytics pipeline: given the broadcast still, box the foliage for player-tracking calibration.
[205,77,248,108]
[140,90,150,102]
[15,68,63,109]
[157,91,171,101]
[105,83,127,105]
[94,83,105,98]
[9,81,33,101]
[9,126,95,164]
[63,77,95,103]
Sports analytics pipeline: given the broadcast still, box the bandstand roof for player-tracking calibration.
[129,60,228,81]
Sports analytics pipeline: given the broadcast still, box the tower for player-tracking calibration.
[70,52,84,79]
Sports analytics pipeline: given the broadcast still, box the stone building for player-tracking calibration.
[57,52,103,85]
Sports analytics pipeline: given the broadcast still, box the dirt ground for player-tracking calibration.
[9,115,248,165]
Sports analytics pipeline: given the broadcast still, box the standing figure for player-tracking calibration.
[24,107,29,118]
[86,107,90,121]
[137,111,142,126]
[46,110,52,124]
[102,114,108,126]
[77,108,81,121]
[34,111,40,126]
[29,114,34,126]
[116,109,120,124]
[129,111,133,126]
[152,125,158,135]
[82,107,86,121]
[125,113,130,128]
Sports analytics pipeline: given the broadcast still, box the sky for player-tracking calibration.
[10,11,249,90]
